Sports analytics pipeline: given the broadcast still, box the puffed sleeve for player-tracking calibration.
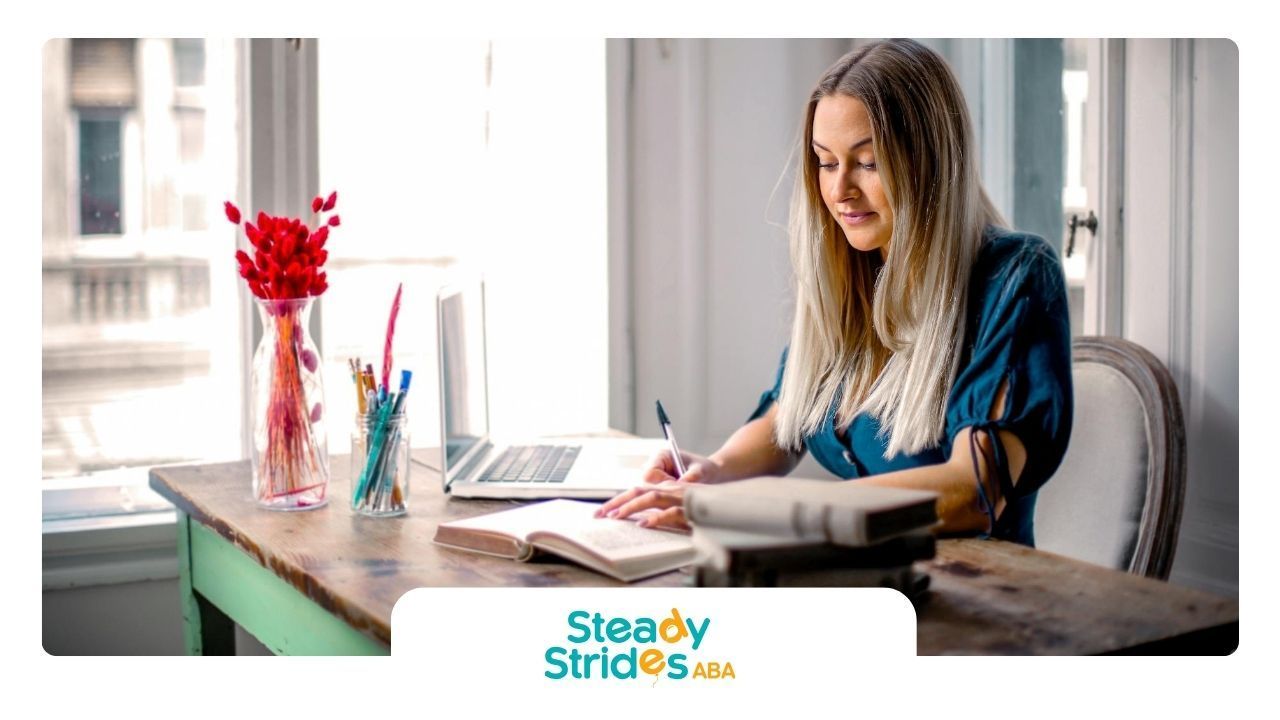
[944,235,1074,526]
[747,346,788,422]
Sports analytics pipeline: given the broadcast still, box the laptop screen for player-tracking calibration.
[438,285,489,474]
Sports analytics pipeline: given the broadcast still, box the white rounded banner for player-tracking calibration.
[392,587,916,690]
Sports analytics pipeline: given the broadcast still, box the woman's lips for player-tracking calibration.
[841,211,875,225]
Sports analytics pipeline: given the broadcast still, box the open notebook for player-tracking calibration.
[433,499,697,582]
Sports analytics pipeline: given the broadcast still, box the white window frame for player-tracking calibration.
[1083,38,1126,337]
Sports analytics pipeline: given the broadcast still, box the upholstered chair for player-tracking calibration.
[1034,337,1186,579]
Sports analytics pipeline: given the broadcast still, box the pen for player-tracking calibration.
[355,395,395,506]
[655,400,688,478]
[392,370,413,414]
[351,358,367,415]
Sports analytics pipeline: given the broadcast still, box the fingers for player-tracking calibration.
[642,450,678,484]
[595,485,647,517]
[643,460,703,485]
[612,487,683,520]
[595,481,682,517]
[681,463,704,483]
[642,464,677,485]
[647,448,672,470]
[636,506,689,531]
[641,449,718,486]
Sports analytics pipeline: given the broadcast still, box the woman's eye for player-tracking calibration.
[861,162,877,171]
[818,162,837,171]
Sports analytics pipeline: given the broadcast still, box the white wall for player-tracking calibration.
[616,39,848,480]
[1124,39,1238,596]
[1183,40,1240,596]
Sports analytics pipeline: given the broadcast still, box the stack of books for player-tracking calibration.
[683,478,939,601]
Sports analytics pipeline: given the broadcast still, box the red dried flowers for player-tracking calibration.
[225,192,339,299]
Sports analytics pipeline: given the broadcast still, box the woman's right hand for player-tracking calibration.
[639,448,724,486]
[591,449,724,522]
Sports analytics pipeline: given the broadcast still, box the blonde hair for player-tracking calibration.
[775,39,1006,458]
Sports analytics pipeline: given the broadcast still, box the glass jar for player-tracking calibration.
[250,297,328,510]
[351,411,410,516]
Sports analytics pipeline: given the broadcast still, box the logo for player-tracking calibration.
[544,608,736,682]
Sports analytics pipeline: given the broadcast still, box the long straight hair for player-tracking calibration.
[774,39,1006,458]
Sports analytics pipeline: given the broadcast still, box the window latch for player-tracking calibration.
[1066,210,1098,257]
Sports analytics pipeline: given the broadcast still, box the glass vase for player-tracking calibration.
[251,297,329,510]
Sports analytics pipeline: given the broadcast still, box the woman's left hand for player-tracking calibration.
[595,480,690,531]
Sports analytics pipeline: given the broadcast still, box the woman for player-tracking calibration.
[598,39,1072,546]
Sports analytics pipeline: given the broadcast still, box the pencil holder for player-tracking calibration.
[351,411,409,516]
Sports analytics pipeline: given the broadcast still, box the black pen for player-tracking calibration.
[655,400,688,478]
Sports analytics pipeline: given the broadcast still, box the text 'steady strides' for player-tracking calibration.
[544,608,736,682]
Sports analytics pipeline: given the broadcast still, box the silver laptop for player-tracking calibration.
[436,281,665,499]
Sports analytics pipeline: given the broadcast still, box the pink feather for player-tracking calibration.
[381,283,403,392]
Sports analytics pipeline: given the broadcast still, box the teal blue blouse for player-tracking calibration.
[750,226,1073,547]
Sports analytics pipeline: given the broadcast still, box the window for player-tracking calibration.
[1061,38,1096,337]
[933,38,1115,337]
[316,39,610,455]
[173,38,205,88]
[77,114,123,235]
[42,39,243,509]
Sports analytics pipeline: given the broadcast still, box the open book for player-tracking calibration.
[433,499,696,582]
[684,477,939,546]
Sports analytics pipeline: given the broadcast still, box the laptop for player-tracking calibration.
[435,281,666,499]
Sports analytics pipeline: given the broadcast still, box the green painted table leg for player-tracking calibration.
[177,511,235,655]
[184,517,388,656]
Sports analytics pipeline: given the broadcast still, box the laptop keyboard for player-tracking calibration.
[476,445,582,483]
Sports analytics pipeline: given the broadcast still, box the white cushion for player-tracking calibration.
[1034,362,1149,570]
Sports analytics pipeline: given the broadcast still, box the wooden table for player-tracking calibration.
[150,454,1237,656]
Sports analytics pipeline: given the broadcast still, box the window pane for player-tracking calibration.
[78,117,122,235]
[176,108,205,165]
[316,38,490,455]
[1060,38,1098,337]
[173,38,205,88]
[317,39,610,456]
[42,38,243,483]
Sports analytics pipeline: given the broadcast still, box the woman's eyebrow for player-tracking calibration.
[812,137,873,153]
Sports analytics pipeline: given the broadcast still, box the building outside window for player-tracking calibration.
[42,39,242,512]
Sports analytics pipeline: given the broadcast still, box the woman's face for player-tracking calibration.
[811,94,893,258]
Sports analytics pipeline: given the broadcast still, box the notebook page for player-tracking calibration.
[442,499,693,561]
[522,501,693,563]
[560,518,694,561]
[440,499,603,541]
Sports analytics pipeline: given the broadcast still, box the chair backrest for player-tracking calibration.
[1034,336,1186,579]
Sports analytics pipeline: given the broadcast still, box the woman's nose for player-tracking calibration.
[830,171,860,202]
